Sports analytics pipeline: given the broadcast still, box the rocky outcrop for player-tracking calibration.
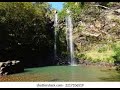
[0,60,24,76]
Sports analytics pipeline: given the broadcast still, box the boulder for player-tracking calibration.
[6,61,12,66]
[0,62,5,67]
[13,60,24,73]
[12,60,16,65]
[0,60,24,76]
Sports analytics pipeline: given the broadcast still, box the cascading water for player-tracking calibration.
[54,10,58,61]
[65,17,69,60]
[66,9,77,66]
[53,9,76,66]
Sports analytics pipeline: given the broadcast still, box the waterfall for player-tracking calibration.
[65,17,69,59]
[53,9,76,66]
[66,9,77,66]
[54,11,58,61]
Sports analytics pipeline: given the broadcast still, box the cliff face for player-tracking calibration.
[72,3,120,63]
[57,2,120,64]
[74,8,120,49]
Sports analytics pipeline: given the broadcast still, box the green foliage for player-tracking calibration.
[58,2,84,21]
[0,2,54,66]
[112,42,120,62]
[76,42,120,64]
[75,53,86,60]
[107,2,120,7]
[98,46,108,53]
[56,22,67,61]
[84,46,115,63]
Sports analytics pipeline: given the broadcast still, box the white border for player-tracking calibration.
[0,82,120,88]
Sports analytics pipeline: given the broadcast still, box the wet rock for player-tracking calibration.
[79,59,84,64]
[0,60,24,76]
[6,61,12,66]
[11,60,16,65]
[0,63,5,67]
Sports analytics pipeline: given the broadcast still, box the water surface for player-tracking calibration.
[0,65,120,82]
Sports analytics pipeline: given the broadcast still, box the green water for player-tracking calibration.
[1,65,120,82]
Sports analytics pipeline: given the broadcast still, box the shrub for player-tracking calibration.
[84,46,115,63]
[112,42,120,62]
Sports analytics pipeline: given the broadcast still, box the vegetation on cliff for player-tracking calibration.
[58,2,120,64]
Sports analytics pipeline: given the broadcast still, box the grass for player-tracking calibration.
[85,49,115,63]
[76,41,120,64]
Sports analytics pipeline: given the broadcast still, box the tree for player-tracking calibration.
[0,2,54,67]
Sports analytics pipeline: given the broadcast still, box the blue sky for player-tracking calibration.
[48,2,64,11]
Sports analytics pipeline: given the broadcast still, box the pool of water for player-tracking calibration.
[0,65,120,82]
